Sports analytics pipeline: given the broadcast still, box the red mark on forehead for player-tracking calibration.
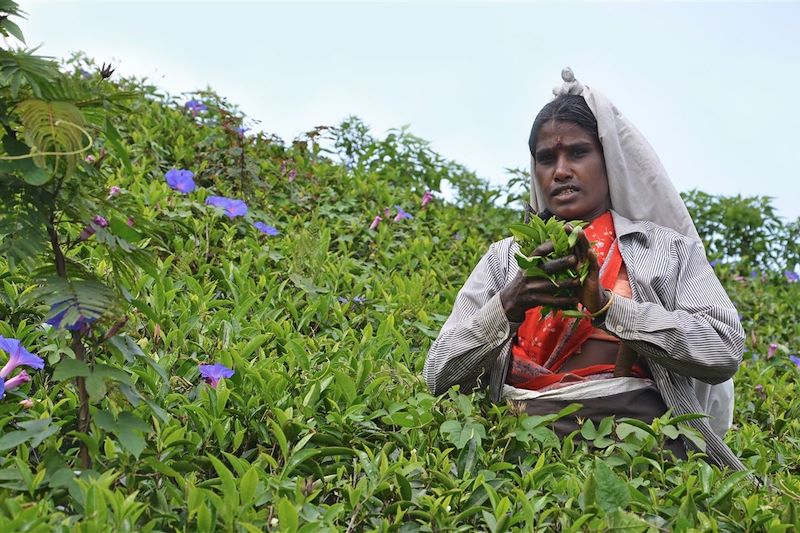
[554,138,563,149]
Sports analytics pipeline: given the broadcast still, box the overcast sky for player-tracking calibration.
[24,1,800,220]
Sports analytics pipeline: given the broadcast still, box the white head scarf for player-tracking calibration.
[529,67,700,241]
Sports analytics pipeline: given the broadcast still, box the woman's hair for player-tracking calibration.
[528,94,599,156]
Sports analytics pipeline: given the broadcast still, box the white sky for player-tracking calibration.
[24,1,800,220]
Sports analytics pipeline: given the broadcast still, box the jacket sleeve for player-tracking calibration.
[423,241,520,395]
[602,236,745,385]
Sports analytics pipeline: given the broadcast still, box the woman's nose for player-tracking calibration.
[554,156,571,180]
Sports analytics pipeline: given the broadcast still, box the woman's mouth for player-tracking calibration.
[552,186,580,199]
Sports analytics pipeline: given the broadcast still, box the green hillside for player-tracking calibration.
[1,7,799,531]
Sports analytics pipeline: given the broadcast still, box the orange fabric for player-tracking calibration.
[507,212,648,390]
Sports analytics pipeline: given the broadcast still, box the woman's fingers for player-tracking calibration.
[542,255,578,274]
[531,241,554,257]
[520,277,580,292]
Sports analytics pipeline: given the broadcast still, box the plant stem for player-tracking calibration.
[48,221,92,469]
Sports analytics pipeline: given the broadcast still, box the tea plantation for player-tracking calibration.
[1,8,799,531]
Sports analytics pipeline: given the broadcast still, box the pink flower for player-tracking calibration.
[93,215,108,228]
[754,384,766,399]
[108,186,121,198]
[4,370,31,391]
[127,217,135,227]
[767,343,778,359]
[85,154,96,164]
[421,190,434,207]
[19,398,34,409]
[369,215,382,230]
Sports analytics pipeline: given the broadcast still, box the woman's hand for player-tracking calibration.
[499,226,610,322]
[499,240,582,322]
[571,227,611,314]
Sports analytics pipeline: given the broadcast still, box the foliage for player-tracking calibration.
[0,6,798,530]
[683,189,800,272]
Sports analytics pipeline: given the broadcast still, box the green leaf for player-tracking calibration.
[115,412,148,459]
[277,497,298,532]
[15,99,89,174]
[52,358,90,381]
[592,459,630,514]
[104,118,132,175]
[239,466,259,506]
[605,508,649,532]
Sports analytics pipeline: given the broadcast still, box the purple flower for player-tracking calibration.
[185,99,207,115]
[287,169,297,182]
[709,259,720,268]
[236,126,249,137]
[754,384,766,399]
[790,355,800,369]
[750,270,759,279]
[93,215,108,228]
[353,296,367,304]
[165,169,196,194]
[767,343,778,359]
[198,363,234,388]
[422,191,434,208]
[453,231,463,241]
[254,222,279,236]
[3,370,30,391]
[108,186,121,198]
[85,154,97,164]
[785,270,799,283]
[337,296,349,304]
[206,196,248,218]
[394,206,413,222]
[79,68,92,79]
[0,337,44,380]
[369,215,382,230]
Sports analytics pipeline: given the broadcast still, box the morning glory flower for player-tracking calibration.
[185,99,207,114]
[3,370,31,391]
[767,343,778,359]
[0,337,44,380]
[369,215,382,230]
[254,222,280,236]
[790,355,800,369]
[206,196,248,218]
[394,206,413,222]
[198,363,234,388]
[785,271,799,283]
[164,169,196,194]
[421,191,434,207]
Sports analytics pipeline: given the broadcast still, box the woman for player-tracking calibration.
[423,69,745,470]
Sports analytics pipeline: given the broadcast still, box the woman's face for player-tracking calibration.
[533,120,611,222]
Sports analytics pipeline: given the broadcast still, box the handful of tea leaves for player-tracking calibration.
[510,216,589,318]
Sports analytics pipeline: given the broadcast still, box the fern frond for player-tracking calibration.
[0,183,49,270]
[0,48,58,97]
[15,99,90,174]
[36,275,117,326]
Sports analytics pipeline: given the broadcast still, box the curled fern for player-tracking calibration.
[14,99,91,175]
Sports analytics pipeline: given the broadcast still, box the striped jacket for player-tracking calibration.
[423,211,746,470]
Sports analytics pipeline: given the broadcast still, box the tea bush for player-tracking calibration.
[0,5,798,531]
